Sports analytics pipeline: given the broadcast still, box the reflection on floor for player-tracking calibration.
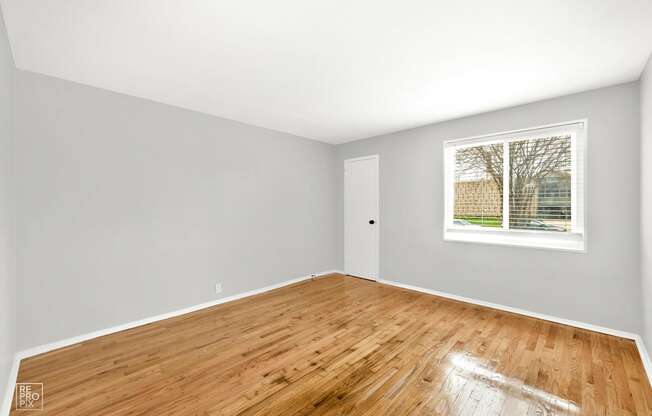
[12,274,652,415]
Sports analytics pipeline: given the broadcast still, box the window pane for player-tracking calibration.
[508,135,571,232]
[454,143,503,228]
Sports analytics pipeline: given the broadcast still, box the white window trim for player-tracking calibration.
[443,119,587,253]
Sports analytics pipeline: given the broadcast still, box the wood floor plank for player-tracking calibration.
[10,274,652,415]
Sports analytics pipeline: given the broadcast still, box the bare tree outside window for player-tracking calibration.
[454,143,503,228]
[454,135,571,231]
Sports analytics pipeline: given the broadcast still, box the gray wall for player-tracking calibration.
[14,71,338,350]
[642,55,652,349]
[337,82,642,333]
[0,11,15,403]
[5,43,649,352]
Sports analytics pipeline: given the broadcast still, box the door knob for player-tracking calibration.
[369,219,375,224]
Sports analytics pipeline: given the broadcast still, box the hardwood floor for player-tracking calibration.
[11,273,652,415]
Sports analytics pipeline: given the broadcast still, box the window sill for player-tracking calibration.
[444,228,586,253]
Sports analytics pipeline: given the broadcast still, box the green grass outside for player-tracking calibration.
[455,216,502,227]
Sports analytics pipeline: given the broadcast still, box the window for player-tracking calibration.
[444,121,586,252]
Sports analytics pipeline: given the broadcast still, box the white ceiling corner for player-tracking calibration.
[2,0,651,143]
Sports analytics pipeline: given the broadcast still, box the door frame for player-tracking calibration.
[344,154,380,281]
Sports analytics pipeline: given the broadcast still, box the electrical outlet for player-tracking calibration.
[215,283,222,294]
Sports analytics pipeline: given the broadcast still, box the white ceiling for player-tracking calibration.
[2,1,652,144]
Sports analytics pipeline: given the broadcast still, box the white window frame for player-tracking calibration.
[443,120,587,253]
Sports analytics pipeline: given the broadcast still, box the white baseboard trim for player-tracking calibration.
[5,270,650,415]
[377,278,636,338]
[0,269,346,416]
[377,277,652,386]
[634,335,652,387]
[16,269,340,362]
[1,269,340,416]
[1,353,20,416]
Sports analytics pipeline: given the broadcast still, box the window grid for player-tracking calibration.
[443,121,586,252]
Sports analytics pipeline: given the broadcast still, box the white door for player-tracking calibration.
[344,155,379,280]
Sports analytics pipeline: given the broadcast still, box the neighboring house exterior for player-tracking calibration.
[454,179,502,217]
[454,175,570,219]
